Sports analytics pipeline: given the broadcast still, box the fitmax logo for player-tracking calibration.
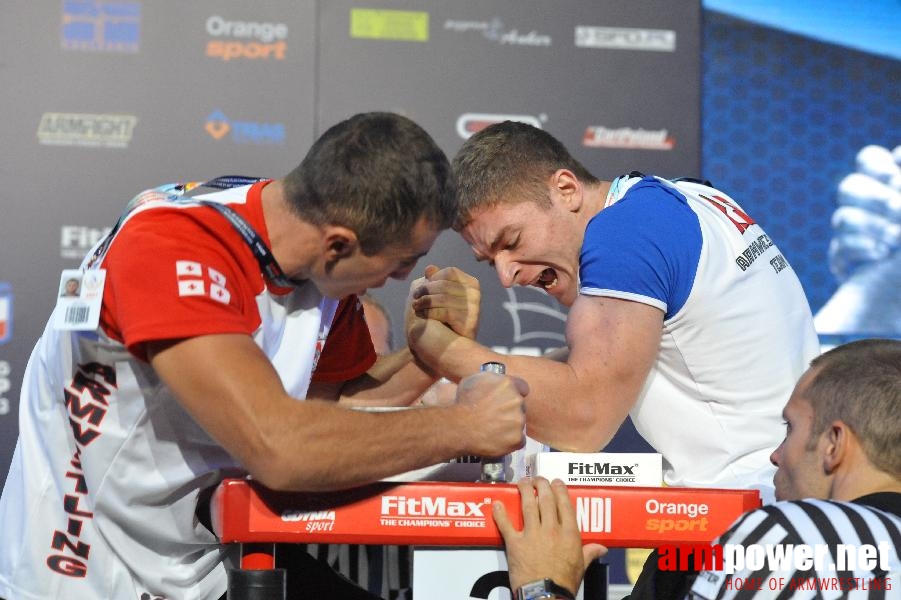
[381,495,490,517]
[568,462,637,476]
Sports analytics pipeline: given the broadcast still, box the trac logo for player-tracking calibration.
[444,18,551,47]
[38,113,138,148]
[456,113,545,140]
[0,282,12,346]
[61,225,110,260]
[583,126,675,150]
[205,15,288,61]
[205,111,285,145]
[575,26,676,52]
[61,0,140,53]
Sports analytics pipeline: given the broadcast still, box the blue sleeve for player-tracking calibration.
[579,179,702,320]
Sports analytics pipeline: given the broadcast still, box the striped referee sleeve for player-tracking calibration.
[688,499,900,599]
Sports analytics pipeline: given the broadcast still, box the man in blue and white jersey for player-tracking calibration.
[409,121,819,503]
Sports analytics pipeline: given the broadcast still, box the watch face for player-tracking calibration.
[518,580,554,600]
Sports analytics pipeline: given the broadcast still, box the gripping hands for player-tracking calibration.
[828,144,901,282]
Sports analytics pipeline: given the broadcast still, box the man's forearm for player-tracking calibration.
[337,346,438,406]
[411,328,620,451]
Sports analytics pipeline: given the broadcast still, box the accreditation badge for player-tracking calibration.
[53,268,106,331]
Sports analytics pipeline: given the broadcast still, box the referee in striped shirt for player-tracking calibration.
[687,339,901,599]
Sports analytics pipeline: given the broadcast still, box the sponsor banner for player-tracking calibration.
[414,548,592,600]
[660,541,896,576]
[350,9,429,42]
[583,126,675,150]
[444,17,552,47]
[205,15,289,61]
[526,452,663,486]
[204,111,285,145]
[212,478,760,547]
[575,26,676,52]
[456,113,545,140]
[0,283,11,346]
[0,359,10,417]
[61,0,141,53]
[37,113,138,148]
[60,225,110,260]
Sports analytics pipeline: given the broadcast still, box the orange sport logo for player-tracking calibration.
[205,15,288,61]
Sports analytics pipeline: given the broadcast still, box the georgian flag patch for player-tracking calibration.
[176,260,231,304]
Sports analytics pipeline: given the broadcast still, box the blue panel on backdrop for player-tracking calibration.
[701,10,901,328]
[704,0,901,60]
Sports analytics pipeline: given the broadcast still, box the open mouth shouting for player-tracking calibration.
[535,268,558,291]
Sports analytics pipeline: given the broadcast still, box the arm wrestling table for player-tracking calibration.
[211,478,760,599]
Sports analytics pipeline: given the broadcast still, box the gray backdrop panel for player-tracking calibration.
[0,0,698,493]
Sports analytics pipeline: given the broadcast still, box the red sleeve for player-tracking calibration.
[311,295,377,383]
[100,207,263,361]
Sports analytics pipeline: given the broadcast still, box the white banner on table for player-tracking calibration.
[413,548,585,600]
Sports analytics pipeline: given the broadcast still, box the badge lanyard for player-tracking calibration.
[86,175,298,288]
[199,199,296,288]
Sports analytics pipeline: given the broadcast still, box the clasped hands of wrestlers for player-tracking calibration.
[406,264,528,455]
[406,266,608,594]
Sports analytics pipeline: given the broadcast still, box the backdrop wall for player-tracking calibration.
[0,0,701,478]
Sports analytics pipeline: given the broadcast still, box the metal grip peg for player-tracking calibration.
[480,361,509,483]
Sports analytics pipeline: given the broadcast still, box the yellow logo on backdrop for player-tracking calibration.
[37,113,138,148]
[350,9,429,42]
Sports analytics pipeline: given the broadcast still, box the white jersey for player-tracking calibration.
[0,181,374,599]
[580,175,820,501]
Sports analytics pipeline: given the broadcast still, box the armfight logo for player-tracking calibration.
[456,113,546,140]
[61,0,140,53]
[38,113,138,148]
[205,15,289,61]
[444,17,551,47]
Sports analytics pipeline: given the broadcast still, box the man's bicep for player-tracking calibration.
[147,334,293,467]
[566,295,663,415]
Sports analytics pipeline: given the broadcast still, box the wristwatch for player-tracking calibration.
[515,578,576,600]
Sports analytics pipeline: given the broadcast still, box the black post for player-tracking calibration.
[583,560,609,600]
[227,568,287,600]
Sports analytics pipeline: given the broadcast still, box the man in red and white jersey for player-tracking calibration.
[0,112,528,600]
